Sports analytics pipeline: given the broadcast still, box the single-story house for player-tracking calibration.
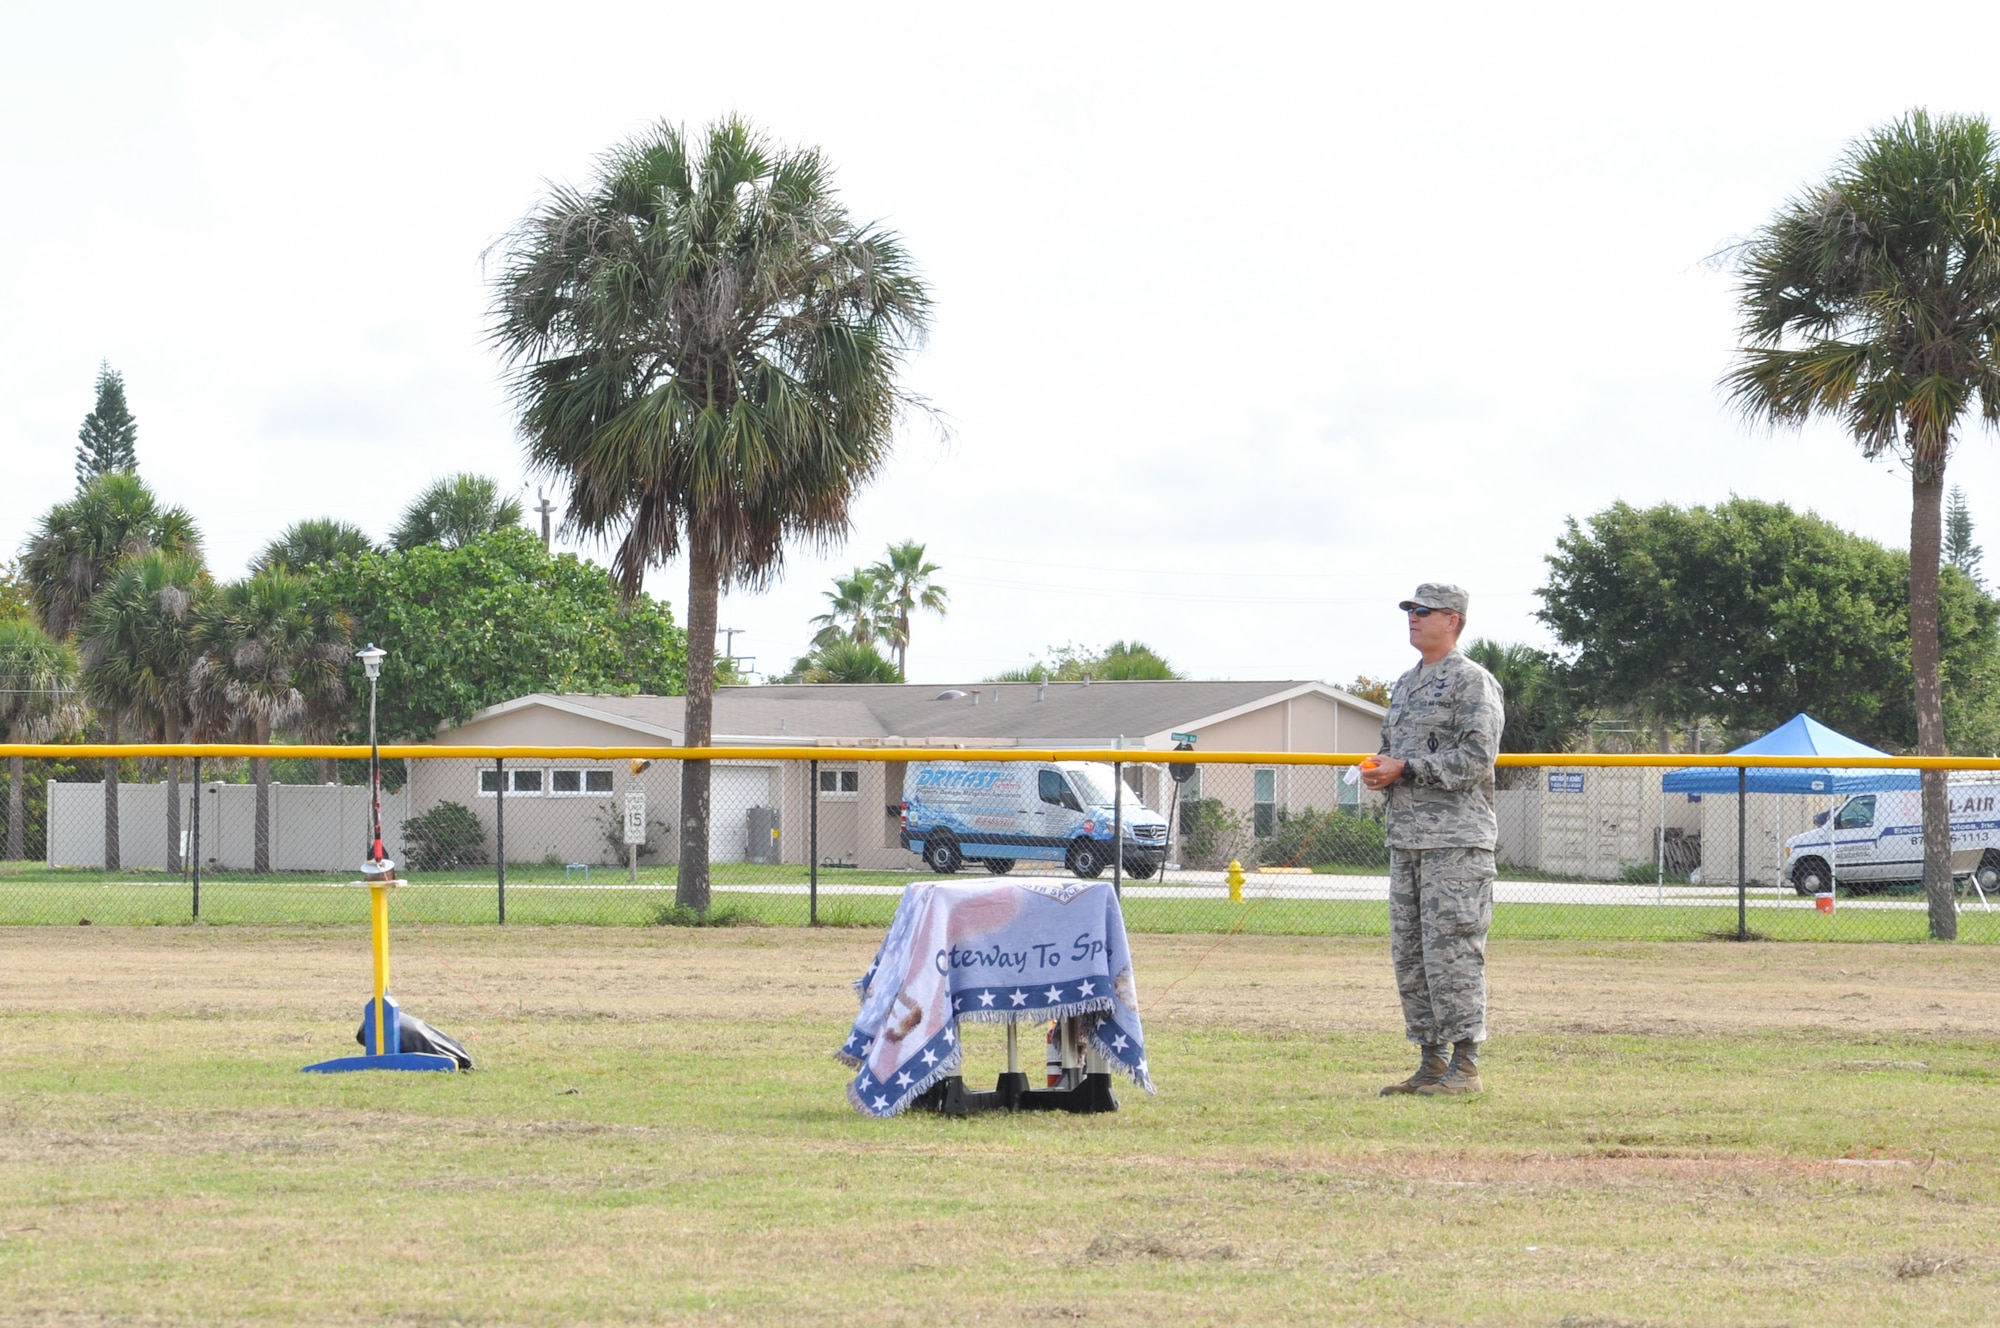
[413,680,1387,870]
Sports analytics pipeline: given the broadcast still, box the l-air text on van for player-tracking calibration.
[1782,778,2000,894]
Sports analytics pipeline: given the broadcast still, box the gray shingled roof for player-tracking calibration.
[501,679,1376,747]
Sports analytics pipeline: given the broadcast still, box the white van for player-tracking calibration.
[899,760,1169,879]
[1782,778,2000,894]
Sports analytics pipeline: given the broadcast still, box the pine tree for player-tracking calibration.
[1946,485,1984,586]
[74,363,138,486]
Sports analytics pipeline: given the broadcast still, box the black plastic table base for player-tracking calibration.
[911,1070,1118,1117]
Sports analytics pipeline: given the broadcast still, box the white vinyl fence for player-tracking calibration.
[47,782,408,872]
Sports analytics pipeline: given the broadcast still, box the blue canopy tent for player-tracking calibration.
[1661,713,1917,796]
[1661,713,1915,938]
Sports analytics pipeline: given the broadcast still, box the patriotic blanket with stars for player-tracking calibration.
[836,877,1154,1117]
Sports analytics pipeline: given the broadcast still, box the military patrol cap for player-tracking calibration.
[1399,583,1469,616]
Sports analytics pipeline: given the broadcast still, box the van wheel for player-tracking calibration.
[1067,841,1106,878]
[1791,857,1829,896]
[1124,860,1159,881]
[924,837,962,874]
[1977,850,2000,895]
[983,858,1015,876]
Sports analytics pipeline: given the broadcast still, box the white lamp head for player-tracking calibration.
[357,643,387,680]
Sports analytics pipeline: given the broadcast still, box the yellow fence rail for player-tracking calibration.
[4,743,2000,770]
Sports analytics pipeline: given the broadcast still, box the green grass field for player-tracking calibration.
[2,926,1997,1325]
[3,873,1996,944]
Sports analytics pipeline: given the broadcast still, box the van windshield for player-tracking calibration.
[1066,768,1113,807]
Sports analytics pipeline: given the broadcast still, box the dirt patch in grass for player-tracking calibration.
[5,927,1998,1040]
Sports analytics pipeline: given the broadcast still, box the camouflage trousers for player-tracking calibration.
[1388,846,1493,1046]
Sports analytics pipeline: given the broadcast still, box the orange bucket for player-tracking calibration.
[1815,892,1834,914]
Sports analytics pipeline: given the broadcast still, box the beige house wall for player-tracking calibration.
[406,755,679,869]
[1192,707,1286,752]
[427,708,661,748]
[1170,694,1385,840]
[408,689,1387,873]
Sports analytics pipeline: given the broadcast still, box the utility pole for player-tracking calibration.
[716,628,754,680]
[535,488,555,551]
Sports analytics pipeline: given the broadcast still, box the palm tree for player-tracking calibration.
[191,570,352,873]
[79,552,209,871]
[869,541,946,681]
[1464,639,1583,756]
[798,640,900,683]
[18,471,201,640]
[0,620,85,861]
[389,475,524,551]
[253,518,377,573]
[808,569,889,650]
[490,116,932,911]
[19,473,200,868]
[1724,109,2000,941]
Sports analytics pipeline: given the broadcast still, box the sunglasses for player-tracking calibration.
[1406,606,1453,618]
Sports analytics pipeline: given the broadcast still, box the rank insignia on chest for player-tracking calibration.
[1428,732,1439,753]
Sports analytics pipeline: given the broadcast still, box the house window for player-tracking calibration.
[478,769,546,796]
[1253,768,1276,837]
[551,769,615,796]
[818,769,859,795]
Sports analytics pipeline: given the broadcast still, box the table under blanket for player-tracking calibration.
[836,878,1154,1117]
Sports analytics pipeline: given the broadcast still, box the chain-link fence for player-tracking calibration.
[3,746,1997,941]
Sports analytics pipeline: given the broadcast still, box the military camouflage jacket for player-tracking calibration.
[1377,648,1505,850]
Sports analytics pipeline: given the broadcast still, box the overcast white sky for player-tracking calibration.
[7,1,2000,688]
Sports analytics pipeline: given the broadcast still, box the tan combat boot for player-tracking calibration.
[1380,1044,1449,1095]
[1416,1041,1482,1096]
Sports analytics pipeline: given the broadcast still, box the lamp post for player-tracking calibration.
[302,641,454,1072]
[357,643,387,867]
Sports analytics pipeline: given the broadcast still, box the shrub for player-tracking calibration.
[1258,806,1388,870]
[1180,797,1254,870]
[400,800,488,871]
[591,801,672,865]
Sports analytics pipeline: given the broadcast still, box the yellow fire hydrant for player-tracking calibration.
[1226,859,1245,903]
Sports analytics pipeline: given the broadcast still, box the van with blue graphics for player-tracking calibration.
[1782,778,2000,895]
[900,760,1169,879]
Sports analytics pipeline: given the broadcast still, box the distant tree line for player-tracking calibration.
[1,365,687,868]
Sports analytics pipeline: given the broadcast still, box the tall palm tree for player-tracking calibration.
[19,472,201,868]
[0,620,85,861]
[389,475,524,551]
[79,552,210,872]
[191,570,352,873]
[1725,109,2000,940]
[253,518,377,573]
[869,541,947,681]
[808,569,889,650]
[490,116,932,911]
[18,472,200,640]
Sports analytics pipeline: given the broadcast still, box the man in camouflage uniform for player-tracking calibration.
[1360,583,1504,1096]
